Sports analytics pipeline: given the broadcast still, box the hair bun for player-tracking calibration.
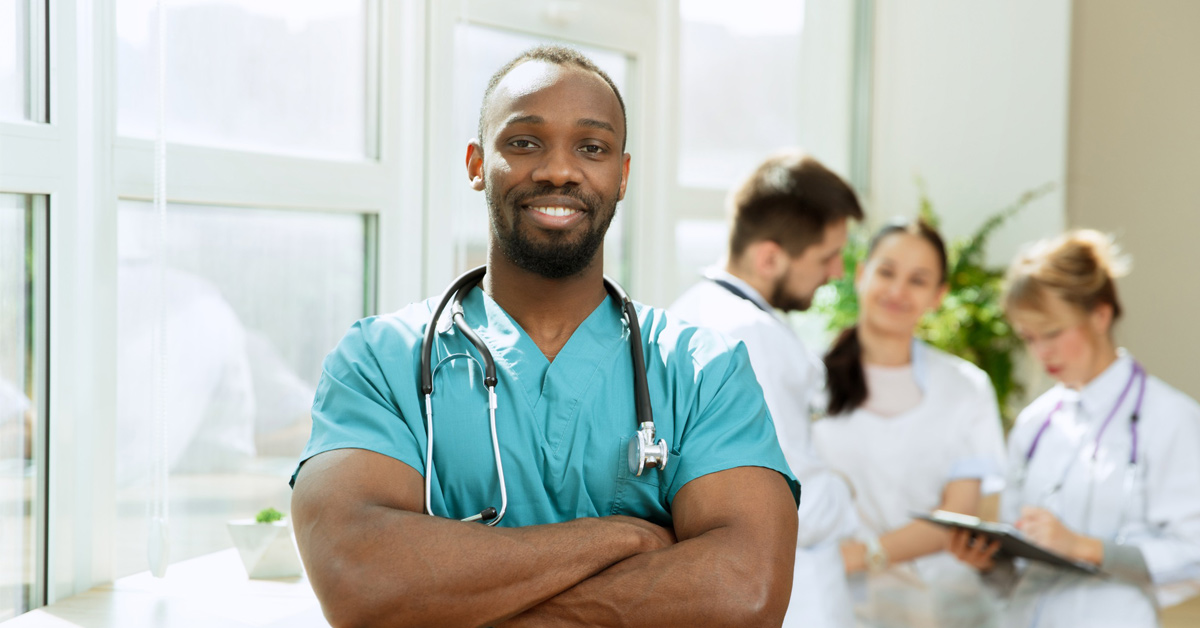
[1004,229,1129,320]
[1068,229,1131,279]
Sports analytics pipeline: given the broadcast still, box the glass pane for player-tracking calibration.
[116,0,369,159]
[673,219,727,301]
[0,193,42,620]
[0,0,30,121]
[114,201,370,577]
[450,24,633,284]
[678,0,806,189]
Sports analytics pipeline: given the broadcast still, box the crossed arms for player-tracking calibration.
[291,448,798,628]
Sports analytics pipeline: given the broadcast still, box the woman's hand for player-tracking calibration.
[947,528,1001,571]
[840,540,866,574]
[1016,506,1104,565]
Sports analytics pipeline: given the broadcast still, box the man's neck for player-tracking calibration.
[858,322,913,367]
[484,253,608,362]
[723,260,773,307]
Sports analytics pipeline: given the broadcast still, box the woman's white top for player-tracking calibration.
[863,364,923,417]
[813,341,1007,628]
[999,352,1200,628]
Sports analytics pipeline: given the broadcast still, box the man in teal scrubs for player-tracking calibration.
[290,45,801,628]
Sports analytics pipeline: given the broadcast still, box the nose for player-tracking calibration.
[885,276,906,298]
[531,145,583,188]
[1031,340,1053,365]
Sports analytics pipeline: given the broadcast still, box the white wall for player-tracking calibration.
[869,0,1072,266]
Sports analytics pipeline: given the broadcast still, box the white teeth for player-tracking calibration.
[531,206,578,218]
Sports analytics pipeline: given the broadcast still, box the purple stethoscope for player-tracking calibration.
[1018,360,1148,542]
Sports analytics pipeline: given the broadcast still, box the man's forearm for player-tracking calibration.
[302,507,664,628]
[291,452,670,628]
[500,524,795,627]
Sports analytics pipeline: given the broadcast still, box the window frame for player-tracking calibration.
[0,0,429,611]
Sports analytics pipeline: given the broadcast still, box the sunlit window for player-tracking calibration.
[113,201,371,577]
[116,0,371,159]
[678,0,806,189]
[0,0,30,121]
[0,193,44,621]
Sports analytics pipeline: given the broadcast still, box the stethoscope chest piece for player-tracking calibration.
[629,422,668,476]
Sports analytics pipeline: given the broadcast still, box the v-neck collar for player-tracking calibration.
[461,286,627,413]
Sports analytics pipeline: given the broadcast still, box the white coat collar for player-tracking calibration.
[702,267,778,319]
[1074,349,1137,421]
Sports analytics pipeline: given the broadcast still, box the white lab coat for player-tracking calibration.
[671,270,860,628]
[813,342,1007,628]
[998,352,1200,628]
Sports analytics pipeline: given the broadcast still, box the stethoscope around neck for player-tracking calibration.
[1018,360,1148,540]
[418,265,669,526]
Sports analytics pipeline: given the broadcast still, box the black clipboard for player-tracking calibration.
[913,510,1100,575]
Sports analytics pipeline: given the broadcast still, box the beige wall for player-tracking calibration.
[1067,0,1200,401]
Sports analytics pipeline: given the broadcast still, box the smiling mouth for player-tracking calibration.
[527,206,580,218]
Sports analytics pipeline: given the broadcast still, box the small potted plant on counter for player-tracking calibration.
[227,507,304,579]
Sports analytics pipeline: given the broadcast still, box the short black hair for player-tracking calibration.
[477,45,627,151]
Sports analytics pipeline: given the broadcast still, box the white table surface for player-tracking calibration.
[2,549,329,628]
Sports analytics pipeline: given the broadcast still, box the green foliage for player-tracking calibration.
[812,183,1055,426]
[255,507,285,524]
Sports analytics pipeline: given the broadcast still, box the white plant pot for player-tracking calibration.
[227,518,304,579]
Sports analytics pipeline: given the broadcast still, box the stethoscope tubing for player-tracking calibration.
[420,265,658,524]
[1017,360,1149,545]
[1024,360,1147,468]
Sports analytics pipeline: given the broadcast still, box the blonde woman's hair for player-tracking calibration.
[1004,229,1131,320]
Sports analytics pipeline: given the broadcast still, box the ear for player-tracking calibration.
[1090,302,1115,336]
[932,283,950,311]
[617,153,631,200]
[755,240,787,281]
[466,140,485,191]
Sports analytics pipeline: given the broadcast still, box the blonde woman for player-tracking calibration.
[814,218,1006,628]
[950,230,1200,627]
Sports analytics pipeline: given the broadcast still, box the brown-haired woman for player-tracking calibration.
[813,218,1007,628]
[949,230,1200,627]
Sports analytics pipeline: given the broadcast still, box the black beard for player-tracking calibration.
[487,183,617,279]
[770,272,811,313]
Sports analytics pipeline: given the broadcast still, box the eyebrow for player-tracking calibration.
[500,114,616,134]
[577,118,616,134]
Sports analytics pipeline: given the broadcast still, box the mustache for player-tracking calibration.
[507,185,599,210]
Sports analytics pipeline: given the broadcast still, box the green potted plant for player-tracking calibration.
[227,507,303,579]
[813,183,1054,427]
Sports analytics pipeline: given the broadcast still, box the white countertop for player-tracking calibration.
[2,549,329,628]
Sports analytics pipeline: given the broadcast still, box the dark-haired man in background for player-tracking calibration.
[671,151,865,628]
[290,46,801,627]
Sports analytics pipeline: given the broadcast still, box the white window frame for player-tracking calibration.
[0,0,431,610]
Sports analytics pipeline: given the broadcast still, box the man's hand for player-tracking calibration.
[608,515,677,551]
[291,449,669,628]
[495,466,798,628]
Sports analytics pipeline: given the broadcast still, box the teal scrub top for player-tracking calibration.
[294,287,799,528]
